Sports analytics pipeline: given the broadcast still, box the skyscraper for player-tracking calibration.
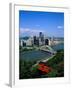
[33,36,37,45]
[45,39,49,45]
[39,32,44,45]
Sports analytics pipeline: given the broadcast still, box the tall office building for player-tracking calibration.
[33,36,37,45]
[39,32,42,38]
[36,37,39,46]
[39,32,44,45]
[45,39,49,45]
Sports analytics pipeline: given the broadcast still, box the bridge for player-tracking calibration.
[39,45,56,54]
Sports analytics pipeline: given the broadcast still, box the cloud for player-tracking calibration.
[20,28,30,33]
[20,28,44,34]
[20,28,45,37]
[57,26,63,29]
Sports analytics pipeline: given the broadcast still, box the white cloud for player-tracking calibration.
[57,26,63,29]
[20,28,30,33]
[20,28,44,34]
[20,28,45,37]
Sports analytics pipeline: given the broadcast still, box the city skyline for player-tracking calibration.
[19,10,64,38]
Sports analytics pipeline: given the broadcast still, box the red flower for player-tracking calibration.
[38,63,52,73]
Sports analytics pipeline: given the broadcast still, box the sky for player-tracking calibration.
[19,10,64,38]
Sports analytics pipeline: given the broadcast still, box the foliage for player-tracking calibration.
[19,49,64,79]
[19,60,37,79]
[46,49,64,77]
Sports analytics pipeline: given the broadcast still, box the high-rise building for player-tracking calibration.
[39,32,44,45]
[33,36,39,46]
[39,32,42,38]
[36,37,39,46]
[23,42,26,46]
[45,39,49,45]
[33,36,37,45]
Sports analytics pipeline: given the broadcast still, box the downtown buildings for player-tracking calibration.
[19,32,63,47]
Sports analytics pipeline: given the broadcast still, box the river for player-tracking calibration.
[20,43,64,61]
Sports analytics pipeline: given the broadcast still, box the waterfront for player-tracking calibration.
[20,43,64,61]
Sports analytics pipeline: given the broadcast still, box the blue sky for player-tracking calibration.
[19,10,64,37]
